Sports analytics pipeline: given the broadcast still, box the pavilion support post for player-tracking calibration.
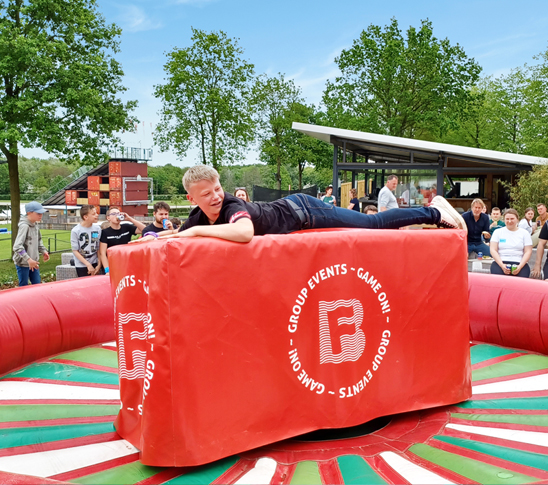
[437,157,445,198]
[332,145,338,196]
[351,153,357,187]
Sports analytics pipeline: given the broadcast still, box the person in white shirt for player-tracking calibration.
[518,207,538,235]
[378,175,399,211]
[490,208,533,278]
[71,205,103,277]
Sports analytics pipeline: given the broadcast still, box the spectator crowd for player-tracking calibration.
[11,178,548,287]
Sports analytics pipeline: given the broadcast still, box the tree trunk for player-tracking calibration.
[299,161,303,190]
[7,151,20,249]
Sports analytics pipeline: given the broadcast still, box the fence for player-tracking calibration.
[0,232,72,262]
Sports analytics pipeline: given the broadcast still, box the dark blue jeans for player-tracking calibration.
[490,260,531,278]
[16,265,41,286]
[467,242,491,257]
[286,194,439,230]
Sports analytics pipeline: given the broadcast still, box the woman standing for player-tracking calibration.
[490,209,533,278]
[347,188,360,212]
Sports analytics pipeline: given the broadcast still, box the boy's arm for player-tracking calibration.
[99,242,109,271]
[13,225,30,264]
[161,218,254,243]
[121,213,146,234]
[38,230,48,256]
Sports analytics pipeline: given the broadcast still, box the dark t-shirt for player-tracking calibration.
[143,223,165,234]
[350,198,360,212]
[462,211,490,244]
[181,193,301,235]
[100,224,138,248]
[540,222,548,241]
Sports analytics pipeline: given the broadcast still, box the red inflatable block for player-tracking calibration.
[0,276,114,376]
[109,229,471,466]
[469,272,548,354]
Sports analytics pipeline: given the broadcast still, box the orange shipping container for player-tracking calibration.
[109,192,122,205]
[87,176,100,190]
[110,177,122,190]
[88,191,100,205]
[109,161,121,175]
[65,190,77,205]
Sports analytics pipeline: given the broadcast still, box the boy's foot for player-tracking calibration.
[430,196,467,233]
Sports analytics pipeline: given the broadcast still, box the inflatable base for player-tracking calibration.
[1,341,548,484]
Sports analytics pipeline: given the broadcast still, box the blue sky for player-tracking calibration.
[23,0,548,166]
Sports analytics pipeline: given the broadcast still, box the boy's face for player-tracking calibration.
[107,209,122,227]
[187,177,224,222]
[538,205,546,216]
[491,209,501,221]
[27,211,43,223]
[84,208,99,223]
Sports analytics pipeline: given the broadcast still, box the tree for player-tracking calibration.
[0,0,136,245]
[323,18,482,140]
[154,28,256,170]
[508,164,548,216]
[253,74,303,190]
[259,101,331,189]
[444,59,548,157]
[148,164,185,196]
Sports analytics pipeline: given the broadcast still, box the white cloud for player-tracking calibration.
[122,5,162,33]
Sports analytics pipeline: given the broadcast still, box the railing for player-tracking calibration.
[0,232,73,262]
[41,166,92,202]
[108,147,153,161]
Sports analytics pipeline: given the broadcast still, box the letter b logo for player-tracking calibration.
[318,299,365,364]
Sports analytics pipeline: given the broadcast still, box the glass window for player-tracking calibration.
[445,176,485,199]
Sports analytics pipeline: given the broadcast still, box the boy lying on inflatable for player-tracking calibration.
[135,166,466,244]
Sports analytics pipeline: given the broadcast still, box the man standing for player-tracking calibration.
[378,175,399,212]
[462,199,491,257]
[100,207,146,273]
[71,205,103,277]
[531,221,548,280]
[536,203,547,229]
[142,201,174,234]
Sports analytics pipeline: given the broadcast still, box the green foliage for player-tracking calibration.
[148,164,186,196]
[0,0,136,244]
[253,74,303,188]
[508,164,548,216]
[154,28,256,170]
[323,18,481,139]
[444,58,548,157]
[0,0,136,161]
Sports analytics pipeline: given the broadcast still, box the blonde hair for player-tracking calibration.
[349,188,357,197]
[471,198,485,208]
[183,165,220,192]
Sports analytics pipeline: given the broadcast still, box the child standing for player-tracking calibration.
[12,202,50,286]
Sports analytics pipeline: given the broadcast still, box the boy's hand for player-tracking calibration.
[92,265,101,275]
[130,235,157,244]
[43,252,50,262]
[86,262,95,274]
[28,258,40,270]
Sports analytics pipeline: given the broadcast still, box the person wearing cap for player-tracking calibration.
[321,185,336,206]
[12,201,50,286]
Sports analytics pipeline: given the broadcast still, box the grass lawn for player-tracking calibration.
[0,226,72,261]
[0,252,62,288]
